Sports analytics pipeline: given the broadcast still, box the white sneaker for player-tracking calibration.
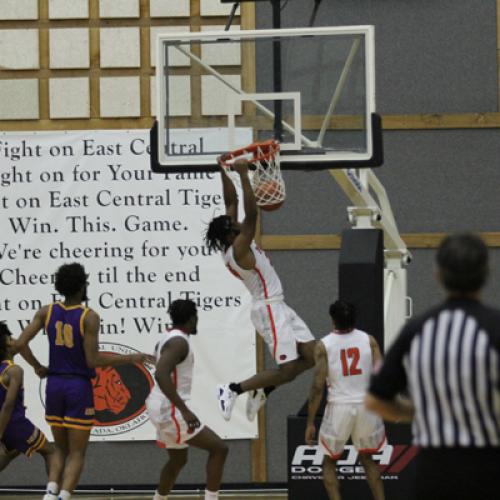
[217,384,237,421]
[42,495,58,500]
[246,389,266,421]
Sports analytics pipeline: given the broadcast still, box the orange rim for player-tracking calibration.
[219,139,280,167]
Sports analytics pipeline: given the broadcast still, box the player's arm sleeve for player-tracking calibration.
[368,326,413,401]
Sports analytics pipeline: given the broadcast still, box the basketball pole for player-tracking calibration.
[271,0,283,142]
[330,168,411,347]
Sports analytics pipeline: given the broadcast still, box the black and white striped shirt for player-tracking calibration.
[370,298,500,448]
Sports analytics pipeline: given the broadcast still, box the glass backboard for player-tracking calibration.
[151,26,382,172]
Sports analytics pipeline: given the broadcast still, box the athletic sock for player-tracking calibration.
[153,491,168,500]
[205,489,219,499]
[264,385,275,397]
[46,482,59,495]
[229,382,243,395]
[58,490,71,500]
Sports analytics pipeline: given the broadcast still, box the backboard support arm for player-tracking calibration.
[330,167,411,346]
[316,37,361,148]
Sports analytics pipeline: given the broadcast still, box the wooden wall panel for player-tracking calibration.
[2,3,500,130]
[0,0,242,130]
[260,232,500,251]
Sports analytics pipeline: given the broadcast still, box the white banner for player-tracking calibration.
[0,129,257,441]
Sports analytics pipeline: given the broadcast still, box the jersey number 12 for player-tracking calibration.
[340,348,362,376]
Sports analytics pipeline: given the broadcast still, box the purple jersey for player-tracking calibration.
[0,360,26,422]
[0,360,46,456]
[45,302,95,379]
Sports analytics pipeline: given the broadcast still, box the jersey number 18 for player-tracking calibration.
[55,321,74,349]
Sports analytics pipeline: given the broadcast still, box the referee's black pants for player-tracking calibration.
[416,447,500,500]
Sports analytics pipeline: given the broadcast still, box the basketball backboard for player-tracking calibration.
[151,26,382,172]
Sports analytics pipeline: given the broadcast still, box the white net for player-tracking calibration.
[220,140,286,208]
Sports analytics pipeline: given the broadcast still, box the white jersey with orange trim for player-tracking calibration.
[149,329,194,403]
[321,329,373,404]
[223,241,283,301]
[146,329,204,449]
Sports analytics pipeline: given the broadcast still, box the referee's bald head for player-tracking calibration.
[436,233,489,293]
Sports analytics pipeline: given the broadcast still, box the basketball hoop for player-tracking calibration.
[219,139,286,210]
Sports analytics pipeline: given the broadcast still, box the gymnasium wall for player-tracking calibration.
[259,0,500,483]
[1,0,500,488]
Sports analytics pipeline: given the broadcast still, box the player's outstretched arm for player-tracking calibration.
[218,161,238,222]
[305,341,327,445]
[233,159,257,232]
[232,160,257,267]
[0,365,23,439]
[155,338,201,431]
[83,310,153,367]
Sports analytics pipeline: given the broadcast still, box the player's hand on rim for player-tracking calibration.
[217,153,229,168]
[232,158,249,175]
[217,154,250,174]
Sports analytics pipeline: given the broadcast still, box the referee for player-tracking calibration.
[366,233,500,500]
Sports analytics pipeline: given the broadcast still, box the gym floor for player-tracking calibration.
[4,493,288,499]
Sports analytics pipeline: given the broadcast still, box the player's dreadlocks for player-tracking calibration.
[204,215,234,252]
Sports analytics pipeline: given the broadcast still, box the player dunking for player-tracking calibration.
[306,301,385,500]
[205,159,316,421]
[146,299,228,500]
[16,263,153,500]
[0,322,58,488]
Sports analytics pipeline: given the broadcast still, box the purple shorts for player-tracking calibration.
[1,416,46,457]
[45,375,95,431]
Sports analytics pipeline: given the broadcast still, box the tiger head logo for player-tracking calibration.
[92,366,132,415]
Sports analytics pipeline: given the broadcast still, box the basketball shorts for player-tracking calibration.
[146,394,204,449]
[1,416,46,457]
[45,375,95,431]
[319,402,386,459]
[250,300,314,365]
